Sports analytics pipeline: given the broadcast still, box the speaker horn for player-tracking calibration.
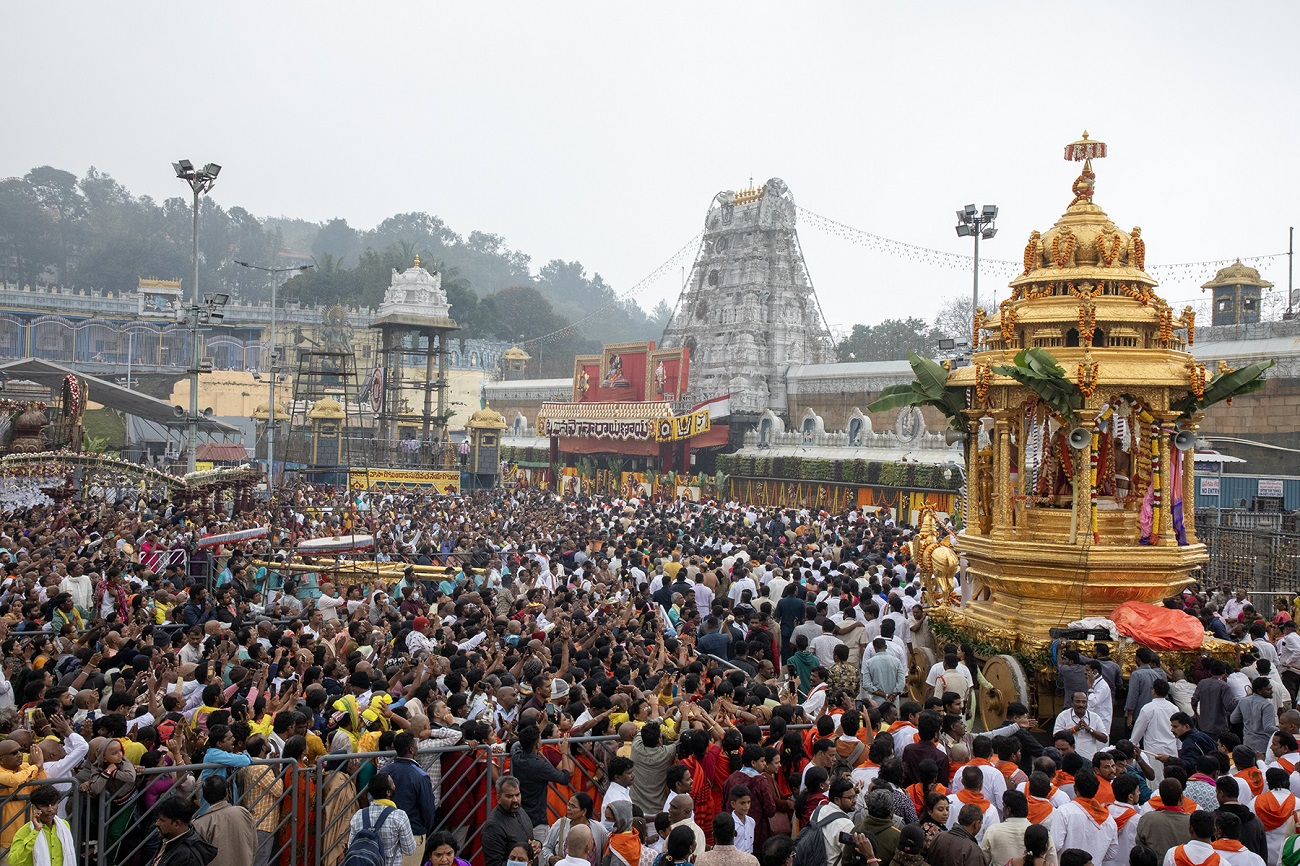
[1173,430,1196,452]
[943,430,966,446]
[172,405,186,418]
[201,407,214,419]
[1068,427,1091,450]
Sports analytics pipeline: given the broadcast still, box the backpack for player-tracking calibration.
[344,806,394,866]
[793,805,842,866]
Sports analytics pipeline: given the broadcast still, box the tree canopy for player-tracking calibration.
[0,164,669,375]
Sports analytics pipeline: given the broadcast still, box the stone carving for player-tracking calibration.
[375,259,452,326]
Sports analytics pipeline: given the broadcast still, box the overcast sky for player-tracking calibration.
[4,2,1297,336]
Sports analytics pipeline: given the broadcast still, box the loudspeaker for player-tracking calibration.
[1173,430,1196,452]
[1068,427,1091,450]
[172,405,186,418]
[201,407,214,418]
[943,430,966,446]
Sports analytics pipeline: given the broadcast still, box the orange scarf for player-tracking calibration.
[1053,770,1074,788]
[907,783,947,814]
[996,760,1021,782]
[1111,803,1137,831]
[956,788,989,811]
[1235,768,1265,798]
[1074,796,1110,826]
[969,757,993,767]
[887,720,912,734]
[1210,842,1245,853]
[1027,795,1054,825]
[1148,794,1198,815]
[1254,790,1297,831]
[1096,777,1114,805]
[1277,755,1297,774]
[609,831,642,866]
[1172,847,1220,866]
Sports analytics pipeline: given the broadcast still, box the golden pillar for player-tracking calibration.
[1156,412,1178,544]
[1070,419,1095,546]
[1182,415,1201,544]
[992,412,1013,538]
[965,414,985,536]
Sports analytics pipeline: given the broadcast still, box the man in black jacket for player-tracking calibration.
[483,777,537,866]
[153,794,218,866]
[1213,775,1268,861]
[988,702,1044,771]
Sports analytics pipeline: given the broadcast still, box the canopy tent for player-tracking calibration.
[0,358,239,435]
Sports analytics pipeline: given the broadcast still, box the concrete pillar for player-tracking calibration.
[421,329,436,443]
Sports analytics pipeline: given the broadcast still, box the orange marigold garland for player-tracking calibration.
[1051,231,1077,268]
[1182,306,1196,346]
[1077,300,1097,347]
[972,307,986,351]
[975,363,993,405]
[999,300,1017,344]
[1157,305,1174,345]
[1095,232,1122,266]
[1078,357,1100,399]
[1188,362,1207,400]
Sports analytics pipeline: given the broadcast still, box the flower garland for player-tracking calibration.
[972,308,986,351]
[1077,358,1100,399]
[1077,301,1097,346]
[62,375,81,418]
[1095,232,1122,266]
[1142,418,1162,545]
[999,300,1017,344]
[1090,428,1100,544]
[1188,362,1207,400]
[1117,282,1154,306]
[975,363,993,405]
[1183,306,1196,346]
[1051,230,1077,268]
[929,617,1051,672]
[1157,305,1174,345]
[0,400,47,414]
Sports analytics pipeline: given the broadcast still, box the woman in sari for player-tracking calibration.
[279,735,316,866]
[76,737,138,859]
[603,800,640,866]
[318,751,356,866]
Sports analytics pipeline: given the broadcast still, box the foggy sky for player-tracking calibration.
[3,1,1297,337]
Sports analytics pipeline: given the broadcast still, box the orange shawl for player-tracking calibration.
[1053,770,1074,788]
[1111,803,1138,831]
[1254,790,1297,831]
[1172,847,1220,866]
[1096,776,1114,805]
[1235,768,1265,798]
[609,831,642,866]
[1074,796,1110,826]
[908,783,947,814]
[956,788,989,811]
[996,760,1021,782]
[1276,755,1297,774]
[1027,795,1054,825]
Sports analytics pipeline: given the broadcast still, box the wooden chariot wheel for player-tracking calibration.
[979,654,1029,733]
[906,645,936,702]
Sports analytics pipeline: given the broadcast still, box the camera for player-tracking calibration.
[838,832,856,846]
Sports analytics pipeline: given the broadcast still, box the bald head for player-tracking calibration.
[567,824,593,858]
[669,794,693,822]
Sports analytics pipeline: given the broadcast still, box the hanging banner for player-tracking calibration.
[348,468,460,494]
[537,418,652,440]
[653,409,711,442]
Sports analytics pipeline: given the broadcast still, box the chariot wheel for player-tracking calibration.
[979,654,1029,733]
[906,645,936,702]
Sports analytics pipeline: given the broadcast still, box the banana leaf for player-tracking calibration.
[992,347,1082,420]
[867,355,968,431]
[1172,359,1274,417]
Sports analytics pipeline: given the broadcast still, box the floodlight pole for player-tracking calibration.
[955,204,998,321]
[174,160,220,474]
[235,262,313,492]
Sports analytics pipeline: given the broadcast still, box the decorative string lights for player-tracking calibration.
[794,205,1285,287]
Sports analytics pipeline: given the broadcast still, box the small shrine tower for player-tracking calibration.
[1201,260,1274,326]
[370,257,460,457]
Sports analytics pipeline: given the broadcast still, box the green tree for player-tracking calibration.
[311,218,360,268]
[0,179,59,288]
[836,317,942,362]
[23,166,85,281]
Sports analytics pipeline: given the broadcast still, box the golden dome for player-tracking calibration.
[502,345,530,361]
[467,403,507,430]
[1201,260,1274,290]
[307,397,346,420]
[251,402,288,421]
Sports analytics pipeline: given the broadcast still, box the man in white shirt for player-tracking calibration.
[802,668,830,718]
[981,790,1058,866]
[604,758,634,808]
[1053,691,1109,762]
[1162,811,1228,866]
[1086,662,1114,736]
[406,617,438,655]
[1277,621,1300,701]
[1051,770,1119,866]
[316,584,348,623]
[1130,679,1179,783]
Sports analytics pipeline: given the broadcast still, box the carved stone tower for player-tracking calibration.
[661,178,832,420]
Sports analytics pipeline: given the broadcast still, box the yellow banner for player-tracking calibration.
[348,468,461,493]
[194,461,214,472]
[653,409,711,442]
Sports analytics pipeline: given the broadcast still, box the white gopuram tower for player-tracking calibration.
[661,177,832,421]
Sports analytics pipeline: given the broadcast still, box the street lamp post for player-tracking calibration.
[173,160,221,473]
[955,204,998,319]
[235,261,313,491]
